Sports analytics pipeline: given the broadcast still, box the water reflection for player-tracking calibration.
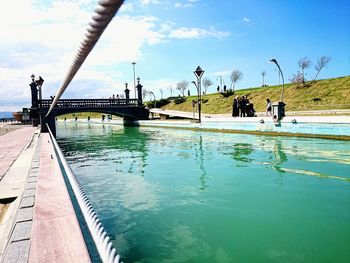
[194,136,207,190]
[56,124,350,262]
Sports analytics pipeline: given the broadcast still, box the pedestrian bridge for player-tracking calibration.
[35,98,149,137]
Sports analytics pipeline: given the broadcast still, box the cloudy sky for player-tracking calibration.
[0,0,349,111]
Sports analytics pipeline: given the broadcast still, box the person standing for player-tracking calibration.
[232,96,239,117]
[240,96,247,117]
[266,98,272,116]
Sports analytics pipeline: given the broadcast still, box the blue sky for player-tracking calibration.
[0,0,349,111]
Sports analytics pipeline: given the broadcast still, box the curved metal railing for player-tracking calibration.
[47,124,122,263]
[47,0,124,116]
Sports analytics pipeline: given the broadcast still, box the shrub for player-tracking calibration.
[174,96,186,104]
[220,89,235,98]
[146,98,171,108]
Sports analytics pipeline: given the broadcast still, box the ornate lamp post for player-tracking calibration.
[136,77,143,106]
[193,66,204,123]
[124,82,130,104]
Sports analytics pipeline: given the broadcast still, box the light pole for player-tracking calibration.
[269,59,285,102]
[132,62,136,99]
[269,59,286,120]
[124,82,130,104]
[193,66,204,123]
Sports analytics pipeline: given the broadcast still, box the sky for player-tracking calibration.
[0,0,349,111]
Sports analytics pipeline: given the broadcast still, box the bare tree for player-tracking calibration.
[290,71,304,88]
[176,80,189,97]
[261,71,266,86]
[230,70,243,90]
[202,77,213,94]
[298,57,311,82]
[142,88,149,100]
[313,56,331,81]
[168,85,173,97]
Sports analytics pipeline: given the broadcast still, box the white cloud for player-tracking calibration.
[242,17,251,23]
[212,70,231,77]
[139,0,161,5]
[174,2,193,8]
[169,27,230,39]
[0,0,231,111]
[120,2,134,12]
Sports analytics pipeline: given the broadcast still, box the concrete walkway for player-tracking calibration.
[29,133,90,262]
[0,127,90,262]
[149,108,350,120]
[0,126,36,180]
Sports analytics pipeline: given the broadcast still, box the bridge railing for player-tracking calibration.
[39,98,139,109]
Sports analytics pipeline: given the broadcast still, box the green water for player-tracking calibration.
[57,123,350,263]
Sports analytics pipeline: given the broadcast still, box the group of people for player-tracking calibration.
[232,96,256,117]
[232,97,273,117]
[109,94,120,100]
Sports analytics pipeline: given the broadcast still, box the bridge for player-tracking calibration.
[30,80,149,137]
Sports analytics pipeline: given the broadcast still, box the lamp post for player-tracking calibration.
[269,59,285,102]
[132,62,136,98]
[269,59,286,120]
[136,77,143,106]
[124,82,130,104]
[193,66,204,123]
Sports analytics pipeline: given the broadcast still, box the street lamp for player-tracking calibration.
[124,82,130,103]
[132,62,136,98]
[136,77,143,106]
[269,59,286,120]
[269,59,285,102]
[193,66,204,123]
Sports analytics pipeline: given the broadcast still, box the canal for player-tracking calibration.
[56,122,350,263]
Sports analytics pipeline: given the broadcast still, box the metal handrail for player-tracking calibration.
[47,124,122,263]
[46,0,125,116]
[39,98,138,109]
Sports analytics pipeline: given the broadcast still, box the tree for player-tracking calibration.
[261,71,266,86]
[313,56,331,82]
[168,85,174,96]
[159,88,163,99]
[142,88,149,100]
[298,57,311,82]
[176,80,189,97]
[290,71,304,88]
[230,70,243,90]
[202,77,213,94]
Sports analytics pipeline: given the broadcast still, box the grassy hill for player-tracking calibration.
[162,75,350,114]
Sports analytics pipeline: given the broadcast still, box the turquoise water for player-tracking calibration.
[57,123,350,263]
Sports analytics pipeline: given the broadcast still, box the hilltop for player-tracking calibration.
[161,76,350,114]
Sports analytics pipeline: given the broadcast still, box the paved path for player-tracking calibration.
[29,133,91,262]
[0,127,91,262]
[0,126,36,180]
[149,108,350,120]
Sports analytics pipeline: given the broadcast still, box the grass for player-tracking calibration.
[57,75,350,119]
[162,75,350,114]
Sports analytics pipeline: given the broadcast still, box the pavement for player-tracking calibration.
[149,108,350,119]
[0,126,90,263]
